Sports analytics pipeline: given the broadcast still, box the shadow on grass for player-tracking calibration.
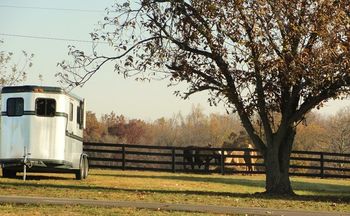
[6,175,74,181]
[93,172,350,196]
[292,180,350,195]
[99,172,265,187]
[0,178,349,204]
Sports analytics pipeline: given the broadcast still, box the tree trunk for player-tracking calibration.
[264,128,296,195]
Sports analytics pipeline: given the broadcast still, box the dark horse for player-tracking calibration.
[183,146,221,171]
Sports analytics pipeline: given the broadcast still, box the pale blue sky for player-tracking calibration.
[0,0,348,120]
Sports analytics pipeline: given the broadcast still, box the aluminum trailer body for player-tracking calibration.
[0,85,88,179]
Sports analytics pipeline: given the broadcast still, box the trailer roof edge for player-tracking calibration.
[1,85,83,101]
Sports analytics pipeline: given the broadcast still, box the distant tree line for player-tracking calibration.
[84,105,350,154]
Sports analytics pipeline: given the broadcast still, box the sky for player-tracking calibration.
[0,0,349,121]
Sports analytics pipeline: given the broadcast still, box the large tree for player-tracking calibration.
[58,0,350,195]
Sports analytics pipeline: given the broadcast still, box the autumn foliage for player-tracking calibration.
[85,106,350,156]
[85,106,240,146]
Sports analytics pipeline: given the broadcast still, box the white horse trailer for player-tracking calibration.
[0,85,88,180]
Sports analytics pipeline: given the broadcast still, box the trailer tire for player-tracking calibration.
[75,156,87,180]
[75,155,89,180]
[83,156,88,179]
[2,168,16,178]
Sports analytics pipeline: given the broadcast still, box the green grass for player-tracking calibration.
[0,169,349,215]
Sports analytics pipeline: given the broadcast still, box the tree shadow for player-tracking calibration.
[1,173,348,204]
[292,179,350,195]
[1,181,349,203]
[93,172,350,202]
[94,172,265,187]
[94,172,350,194]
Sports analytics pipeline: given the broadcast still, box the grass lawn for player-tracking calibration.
[0,169,349,215]
[0,204,217,216]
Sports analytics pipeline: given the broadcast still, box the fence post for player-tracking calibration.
[320,152,324,179]
[122,145,126,171]
[220,148,225,175]
[172,148,176,173]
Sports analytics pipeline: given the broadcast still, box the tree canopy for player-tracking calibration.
[58,0,350,195]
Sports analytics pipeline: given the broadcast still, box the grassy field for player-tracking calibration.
[0,169,349,215]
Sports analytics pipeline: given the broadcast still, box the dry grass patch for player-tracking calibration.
[0,169,349,214]
[0,203,220,216]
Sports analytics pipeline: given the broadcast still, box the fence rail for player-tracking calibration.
[83,142,350,178]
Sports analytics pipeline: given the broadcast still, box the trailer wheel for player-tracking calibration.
[75,155,88,180]
[2,168,16,178]
[83,156,89,179]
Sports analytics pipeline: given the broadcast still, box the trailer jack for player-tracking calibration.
[23,147,32,181]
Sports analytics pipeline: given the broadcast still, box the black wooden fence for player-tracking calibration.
[83,142,350,178]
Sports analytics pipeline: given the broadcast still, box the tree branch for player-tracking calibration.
[239,7,273,143]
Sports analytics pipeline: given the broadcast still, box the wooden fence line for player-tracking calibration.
[83,142,350,178]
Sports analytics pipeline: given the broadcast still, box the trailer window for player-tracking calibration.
[77,106,81,127]
[69,103,73,121]
[77,101,84,129]
[36,98,56,117]
[7,98,24,116]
